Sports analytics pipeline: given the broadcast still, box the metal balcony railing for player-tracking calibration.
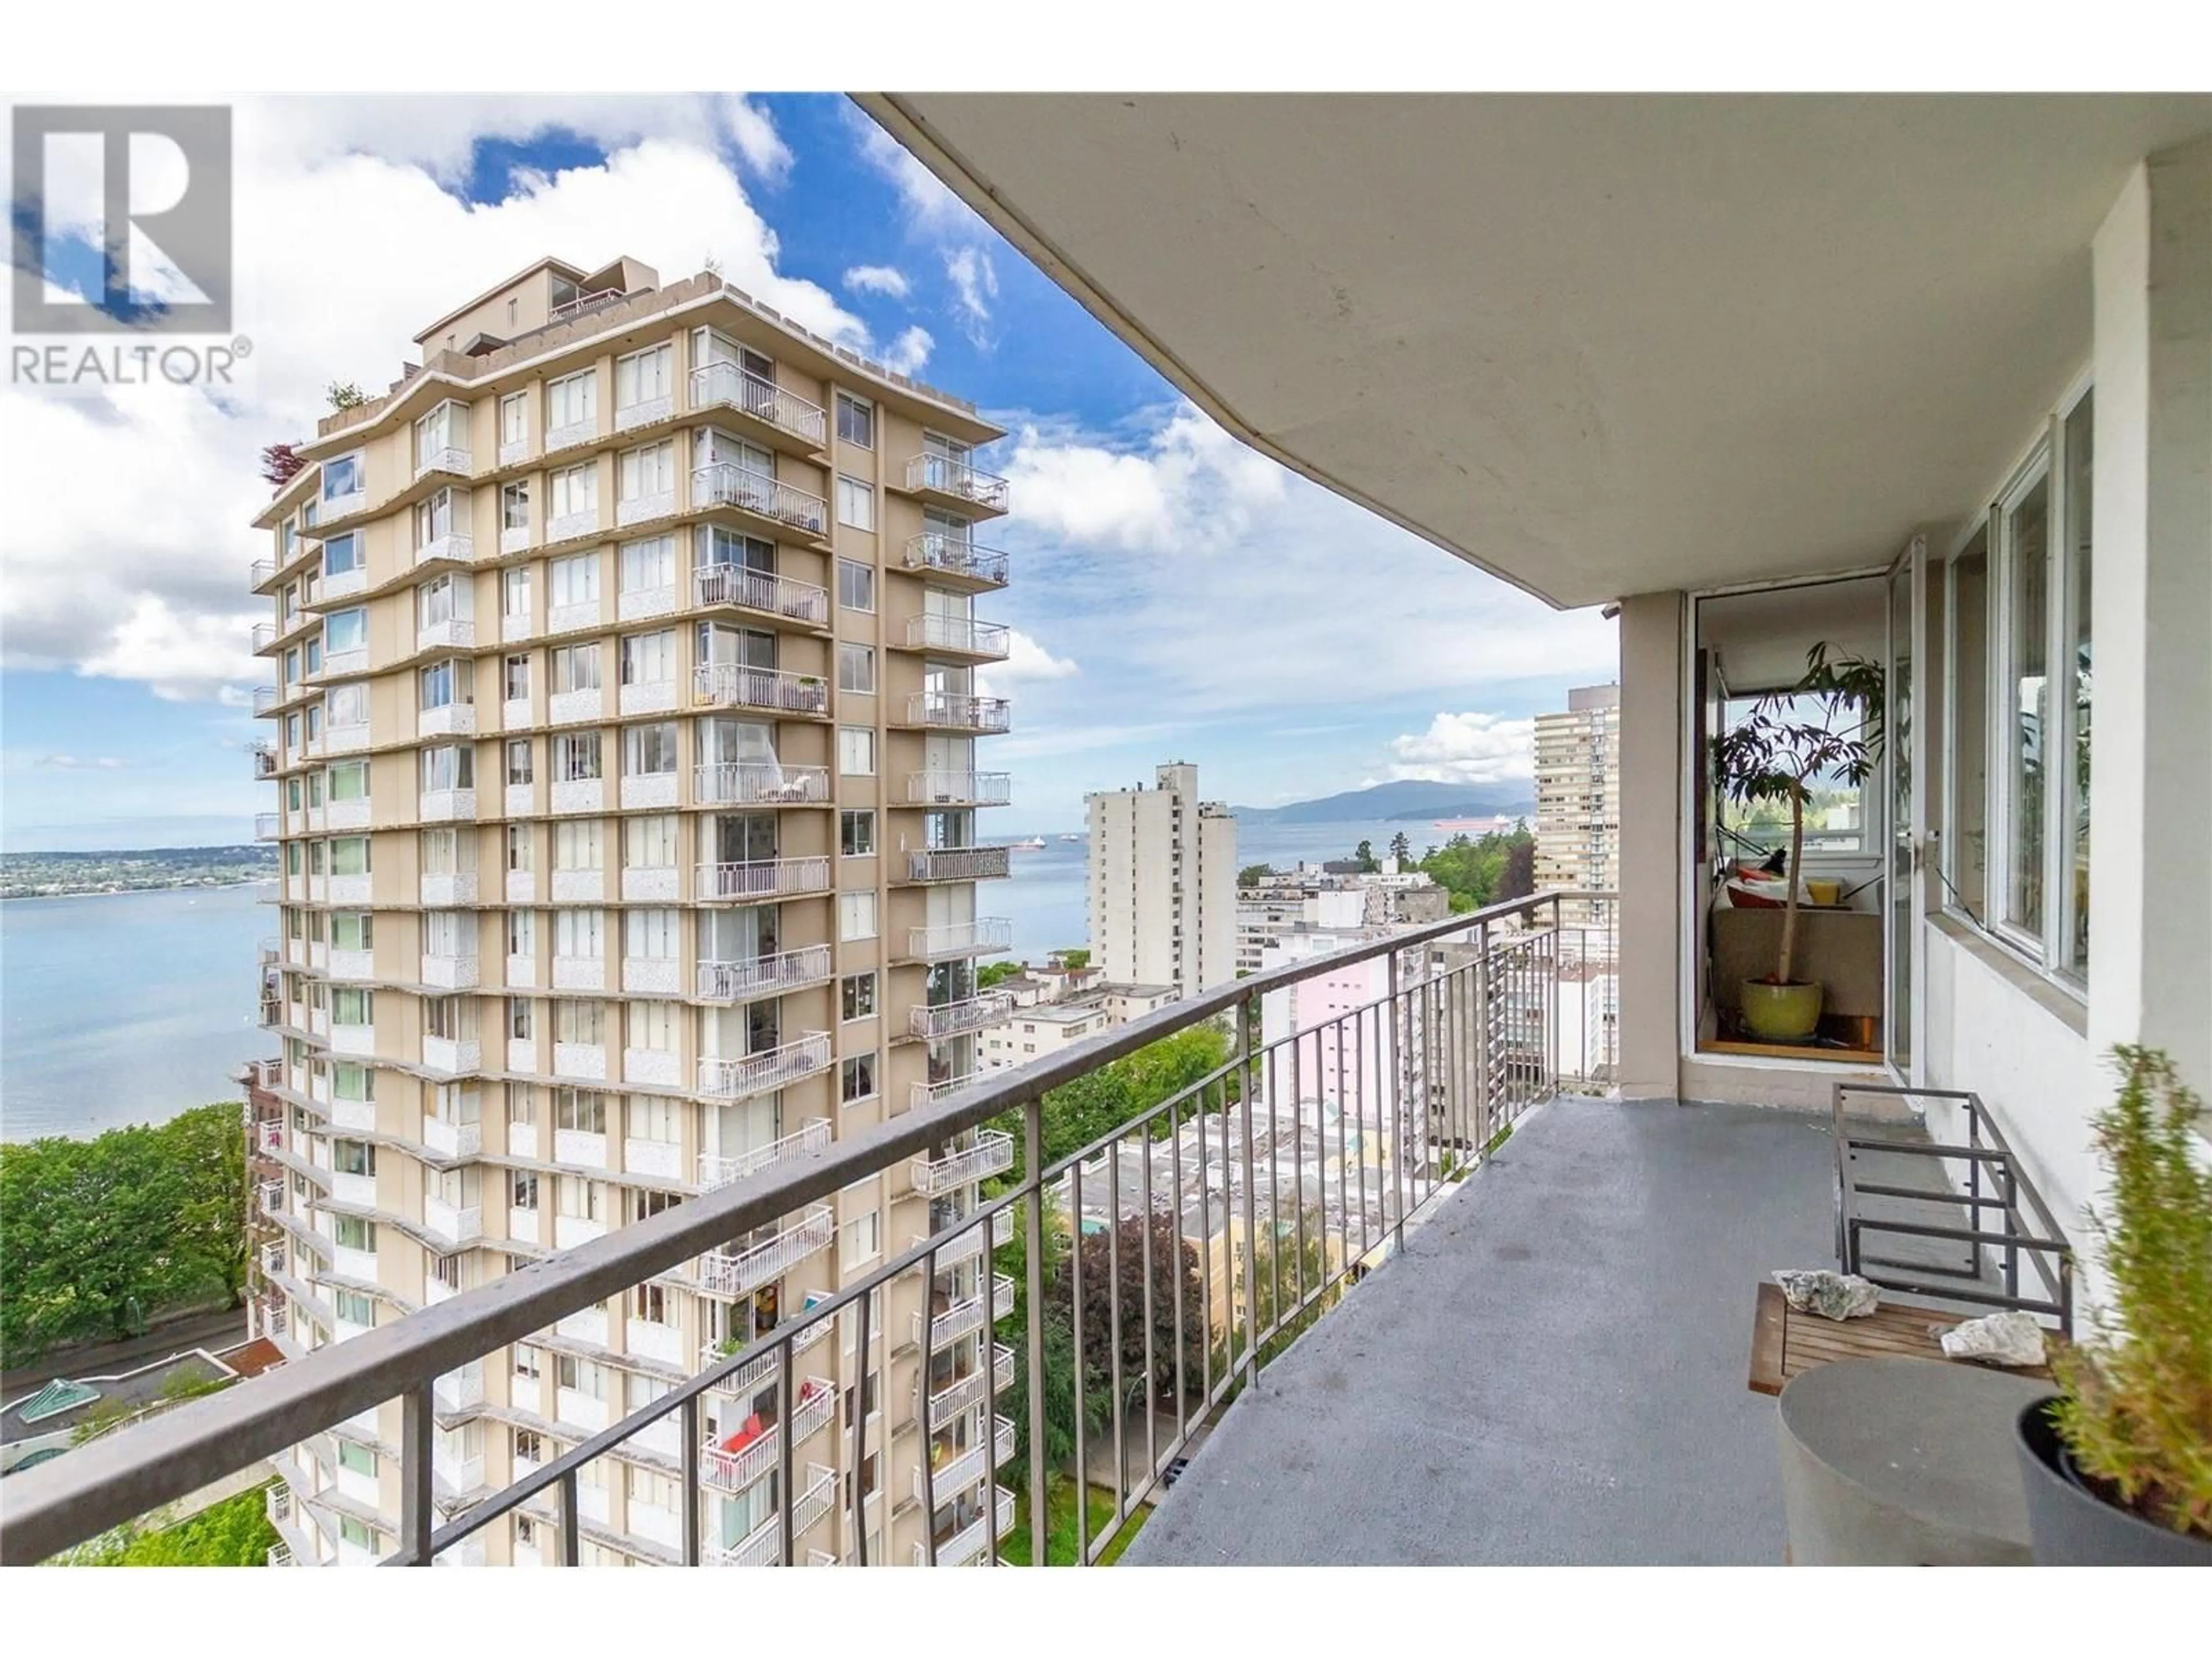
[906,918,1013,960]
[905,771,1013,808]
[904,845,1012,883]
[910,993,1016,1041]
[696,1033,833,1101]
[691,565,830,627]
[698,1205,836,1298]
[700,1317,831,1402]
[904,453,1011,513]
[694,857,832,906]
[254,813,280,842]
[904,692,1011,733]
[697,1119,832,1191]
[693,762,830,808]
[691,464,828,538]
[251,620,277,654]
[695,943,834,1003]
[923,1342,1016,1431]
[2,893,1618,1569]
[910,1131,1016,1195]
[904,613,1011,659]
[902,535,1009,586]
[692,662,830,717]
[709,1464,836,1567]
[688,363,828,448]
[699,1377,836,1493]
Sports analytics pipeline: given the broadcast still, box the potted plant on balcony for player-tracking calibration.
[2014,1046,2212,1564]
[1710,643,1881,1041]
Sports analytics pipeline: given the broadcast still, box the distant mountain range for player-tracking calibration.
[1230,779,1535,825]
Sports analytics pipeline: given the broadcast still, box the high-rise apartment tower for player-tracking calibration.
[246,256,1018,1567]
[1533,683,1621,929]
[1086,762,1236,996]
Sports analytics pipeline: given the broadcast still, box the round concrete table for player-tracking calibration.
[1776,1355,2051,1566]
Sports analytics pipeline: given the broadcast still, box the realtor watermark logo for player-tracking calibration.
[9,104,248,387]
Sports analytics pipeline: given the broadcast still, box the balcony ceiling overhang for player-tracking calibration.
[859,94,2212,609]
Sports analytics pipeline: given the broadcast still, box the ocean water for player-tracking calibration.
[2,883,275,1141]
[0,819,1428,1141]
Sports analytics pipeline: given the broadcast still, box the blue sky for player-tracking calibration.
[1,93,1615,850]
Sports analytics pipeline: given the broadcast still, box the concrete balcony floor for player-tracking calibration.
[1125,1097,1887,1566]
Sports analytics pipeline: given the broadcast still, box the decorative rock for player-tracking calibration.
[1772,1269,1881,1321]
[1938,1310,2047,1369]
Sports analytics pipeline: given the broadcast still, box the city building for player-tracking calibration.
[1087,763,1236,996]
[1236,862,1450,974]
[1532,684,1620,929]
[976,960,1176,1073]
[244,256,1018,1567]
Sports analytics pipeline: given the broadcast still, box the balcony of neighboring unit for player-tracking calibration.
[697,1118,832,1191]
[914,1209,1014,1275]
[910,1131,1016,1195]
[421,1113,482,1161]
[696,944,834,1005]
[699,1318,833,1403]
[696,1032,834,1101]
[419,953,480,991]
[251,620,278,656]
[905,771,1013,809]
[687,363,828,456]
[915,1274,1016,1350]
[924,1342,1016,1430]
[413,404,471,482]
[910,993,1016,1042]
[910,1073,981,1111]
[691,565,831,630]
[902,613,1011,661]
[695,856,831,908]
[902,534,1010,590]
[691,464,829,541]
[249,741,279,780]
[706,1464,836,1567]
[916,1416,1017,1508]
[918,1486,1017,1567]
[250,557,276,592]
[693,762,830,808]
[418,699,476,740]
[898,454,1011,517]
[692,662,830,718]
[257,1179,285,1218]
[699,1376,837,1493]
[904,918,1014,963]
[251,684,278,714]
[254,812,281,842]
[903,845,1012,884]
[696,1205,835,1298]
[902,692,1010,734]
[423,1195,482,1247]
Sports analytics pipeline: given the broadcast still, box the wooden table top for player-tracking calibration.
[1748,1280,2055,1397]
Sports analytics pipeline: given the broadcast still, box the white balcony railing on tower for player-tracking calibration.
[690,564,830,626]
[697,1119,832,1191]
[695,944,834,1003]
[910,1131,1016,1195]
[904,846,1012,883]
[904,613,1011,658]
[694,763,830,808]
[696,1033,833,1100]
[906,918,1014,960]
[694,857,831,906]
[692,662,830,717]
[904,692,1012,733]
[902,534,1010,586]
[698,1206,835,1298]
[905,771,1013,808]
[691,464,828,537]
[910,993,1016,1040]
[904,453,1011,513]
[687,363,828,448]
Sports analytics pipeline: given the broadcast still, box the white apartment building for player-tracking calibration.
[1236,863,1451,974]
[244,256,1019,1568]
[1087,762,1236,995]
[977,964,1176,1073]
[1533,684,1620,930]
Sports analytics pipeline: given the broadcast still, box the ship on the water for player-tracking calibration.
[1009,836,1047,851]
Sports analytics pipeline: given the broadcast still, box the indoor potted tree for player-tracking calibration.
[1710,643,1881,1041]
[2014,1046,2212,1564]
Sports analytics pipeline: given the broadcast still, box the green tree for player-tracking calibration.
[1217,1210,1340,1374]
[1237,862,1275,887]
[978,959,1025,990]
[1353,839,1380,873]
[0,1105,247,1363]
[61,1482,281,1567]
[166,1103,251,1308]
[1065,1212,1205,1407]
[1498,834,1537,903]
[1388,831,1412,864]
[989,1024,1232,1173]
[1053,948,1092,971]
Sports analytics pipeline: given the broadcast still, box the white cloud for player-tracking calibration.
[718,99,793,181]
[32,754,130,770]
[853,114,979,236]
[944,247,999,347]
[993,401,1618,722]
[843,264,911,300]
[882,325,934,376]
[0,100,862,703]
[976,630,1078,700]
[1384,713,1539,785]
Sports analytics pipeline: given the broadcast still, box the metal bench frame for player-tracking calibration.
[1831,1084,2074,1335]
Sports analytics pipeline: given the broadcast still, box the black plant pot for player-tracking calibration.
[2013,1397,2212,1566]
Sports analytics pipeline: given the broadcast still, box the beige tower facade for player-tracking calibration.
[1533,684,1621,929]
[247,257,1018,1567]
[1086,762,1236,997]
